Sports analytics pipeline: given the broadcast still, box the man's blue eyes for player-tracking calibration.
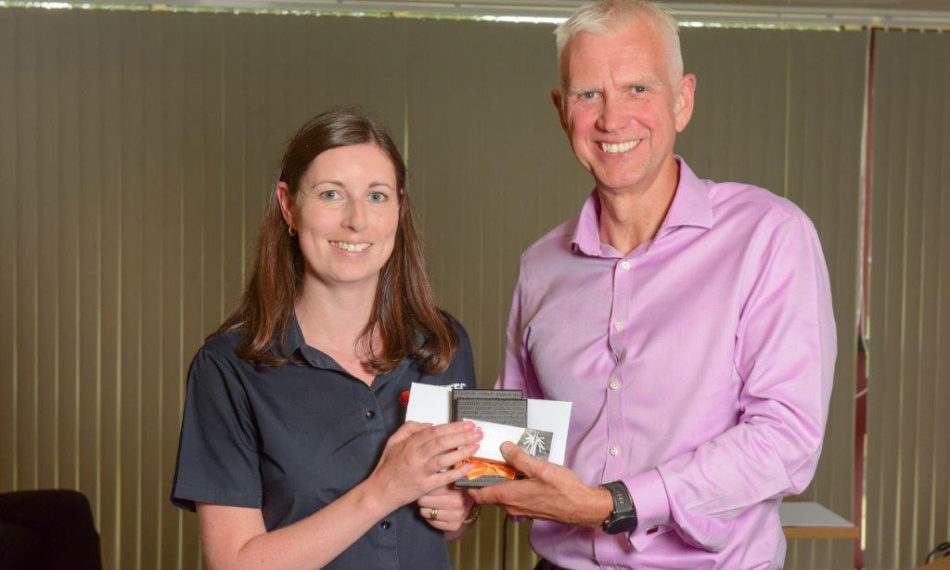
[579,87,646,100]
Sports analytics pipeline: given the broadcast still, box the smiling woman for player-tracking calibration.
[169,109,483,570]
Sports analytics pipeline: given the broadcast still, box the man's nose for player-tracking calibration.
[597,94,631,132]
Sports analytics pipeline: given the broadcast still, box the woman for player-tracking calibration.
[171,109,482,570]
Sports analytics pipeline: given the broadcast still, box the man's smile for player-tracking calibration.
[599,139,641,154]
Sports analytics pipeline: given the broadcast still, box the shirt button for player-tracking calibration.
[609,446,620,456]
[365,410,376,420]
[380,520,391,530]
[620,260,631,271]
[605,566,616,570]
[613,320,624,331]
[609,379,620,390]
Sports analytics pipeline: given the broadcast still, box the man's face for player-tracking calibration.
[553,21,695,195]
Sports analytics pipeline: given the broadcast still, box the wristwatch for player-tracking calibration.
[600,480,638,534]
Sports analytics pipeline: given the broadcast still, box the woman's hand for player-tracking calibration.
[418,484,476,536]
[365,421,481,511]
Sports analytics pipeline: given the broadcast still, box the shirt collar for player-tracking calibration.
[284,313,340,370]
[570,156,713,257]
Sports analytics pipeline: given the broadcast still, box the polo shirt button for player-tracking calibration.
[609,379,619,390]
[613,320,624,331]
[365,410,376,420]
[620,260,631,271]
[380,520,391,530]
[609,446,620,456]
[605,566,616,570]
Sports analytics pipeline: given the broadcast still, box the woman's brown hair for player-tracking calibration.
[215,108,458,373]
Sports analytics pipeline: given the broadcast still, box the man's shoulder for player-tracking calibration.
[706,179,811,230]
[520,218,577,265]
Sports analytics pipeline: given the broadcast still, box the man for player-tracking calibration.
[468,1,837,568]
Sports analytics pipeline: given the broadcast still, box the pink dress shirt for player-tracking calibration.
[497,159,836,569]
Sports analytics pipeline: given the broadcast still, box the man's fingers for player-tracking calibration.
[500,441,542,477]
[467,482,508,505]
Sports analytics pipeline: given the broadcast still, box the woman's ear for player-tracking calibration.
[276,182,295,231]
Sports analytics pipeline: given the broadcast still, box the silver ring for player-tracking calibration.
[428,507,439,521]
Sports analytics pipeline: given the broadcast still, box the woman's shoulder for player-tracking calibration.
[196,326,246,361]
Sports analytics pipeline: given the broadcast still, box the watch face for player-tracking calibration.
[604,515,638,535]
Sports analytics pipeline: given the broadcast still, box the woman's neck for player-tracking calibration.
[294,277,378,369]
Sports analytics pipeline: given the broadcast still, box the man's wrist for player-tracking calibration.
[587,485,615,528]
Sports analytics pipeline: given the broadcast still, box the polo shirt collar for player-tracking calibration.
[285,313,341,371]
[571,156,713,257]
[284,312,414,389]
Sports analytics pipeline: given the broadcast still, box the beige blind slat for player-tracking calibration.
[0,9,18,493]
[868,30,950,570]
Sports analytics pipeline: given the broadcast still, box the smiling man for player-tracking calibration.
[468,1,838,569]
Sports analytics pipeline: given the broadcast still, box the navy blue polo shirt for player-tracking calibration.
[170,315,476,570]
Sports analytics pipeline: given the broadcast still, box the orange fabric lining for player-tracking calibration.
[459,458,520,480]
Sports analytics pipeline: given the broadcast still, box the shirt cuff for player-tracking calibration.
[623,469,672,551]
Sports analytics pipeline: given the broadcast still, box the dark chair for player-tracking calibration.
[0,489,102,570]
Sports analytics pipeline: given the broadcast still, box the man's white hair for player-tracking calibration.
[555,0,683,84]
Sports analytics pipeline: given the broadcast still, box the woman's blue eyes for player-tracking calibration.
[318,189,389,202]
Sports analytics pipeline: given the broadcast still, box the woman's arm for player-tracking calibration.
[198,421,480,570]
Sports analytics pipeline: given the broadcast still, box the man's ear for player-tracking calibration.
[551,88,568,133]
[276,182,295,231]
[674,73,696,133]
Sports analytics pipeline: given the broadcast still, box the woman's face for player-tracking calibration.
[279,143,400,291]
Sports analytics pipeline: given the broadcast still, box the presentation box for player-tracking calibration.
[404,382,571,487]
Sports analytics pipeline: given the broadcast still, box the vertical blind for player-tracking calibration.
[0,8,871,570]
[866,30,950,570]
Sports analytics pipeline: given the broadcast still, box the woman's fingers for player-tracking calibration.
[388,420,432,445]
[412,422,481,458]
[430,443,479,472]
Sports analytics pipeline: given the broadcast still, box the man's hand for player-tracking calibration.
[467,442,613,528]
[417,484,476,539]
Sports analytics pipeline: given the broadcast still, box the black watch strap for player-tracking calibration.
[600,480,638,535]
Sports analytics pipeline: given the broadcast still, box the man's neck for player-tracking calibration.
[597,157,680,256]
